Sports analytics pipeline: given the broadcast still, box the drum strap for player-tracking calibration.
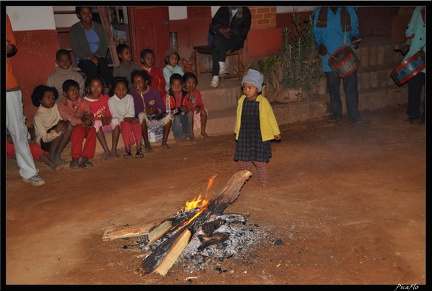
[316,7,352,32]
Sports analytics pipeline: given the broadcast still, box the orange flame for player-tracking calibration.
[207,174,217,191]
[184,194,208,211]
[184,175,217,211]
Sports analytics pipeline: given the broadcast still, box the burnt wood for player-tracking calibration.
[141,170,252,275]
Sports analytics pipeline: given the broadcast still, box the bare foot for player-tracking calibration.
[201,132,209,140]
[103,152,111,161]
[111,151,120,159]
[50,164,64,172]
[54,156,67,165]
[144,145,154,153]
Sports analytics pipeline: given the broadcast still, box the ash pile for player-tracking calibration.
[137,212,269,271]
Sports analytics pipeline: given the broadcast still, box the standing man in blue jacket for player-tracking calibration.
[313,7,362,124]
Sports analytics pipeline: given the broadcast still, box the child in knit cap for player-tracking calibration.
[234,69,282,187]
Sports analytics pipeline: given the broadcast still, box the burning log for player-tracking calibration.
[141,170,252,276]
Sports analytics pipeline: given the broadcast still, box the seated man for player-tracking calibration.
[208,6,251,88]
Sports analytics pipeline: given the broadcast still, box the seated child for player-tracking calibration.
[183,72,209,141]
[163,49,184,93]
[47,49,85,101]
[84,75,121,160]
[113,43,141,91]
[6,131,64,172]
[140,48,166,98]
[58,79,97,169]
[31,84,73,165]
[108,77,144,159]
[130,69,172,152]
[163,73,191,144]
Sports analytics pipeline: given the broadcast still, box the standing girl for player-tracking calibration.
[108,77,144,159]
[183,72,209,141]
[84,75,121,160]
[31,85,73,165]
[234,69,281,187]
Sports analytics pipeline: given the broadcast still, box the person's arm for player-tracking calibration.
[6,15,17,56]
[33,115,61,144]
[152,89,167,114]
[194,90,204,111]
[126,96,137,118]
[94,22,109,58]
[108,98,124,122]
[347,7,360,47]
[69,23,92,60]
[58,101,82,126]
[313,7,324,49]
[163,66,171,92]
[237,7,252,39]
[209,7,229,35]
[153,66,167,94]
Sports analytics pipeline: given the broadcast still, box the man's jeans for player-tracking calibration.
[325,70,361,121]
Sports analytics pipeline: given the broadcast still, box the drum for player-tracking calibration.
[328,45,360,77]
[390,49,425,86]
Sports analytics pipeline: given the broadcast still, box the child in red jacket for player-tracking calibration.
[58,79,96,169]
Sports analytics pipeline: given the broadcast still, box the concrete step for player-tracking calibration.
[356,36,404,69]
[206,106,237,136]
[357,65,402,90]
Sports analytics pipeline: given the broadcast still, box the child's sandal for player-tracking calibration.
[123,152,133,159]
[135,151,144,158]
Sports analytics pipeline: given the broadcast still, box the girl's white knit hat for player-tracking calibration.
[242,69,264,92]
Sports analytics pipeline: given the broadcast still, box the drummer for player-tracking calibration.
[400,6,426,126]
[313,6,363,124]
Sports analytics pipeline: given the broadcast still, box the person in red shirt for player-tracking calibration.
[140,48,166,99]
[58,79,97,169]
[183,72,209,141]
[84,75,121,160]
[6,13,45,186]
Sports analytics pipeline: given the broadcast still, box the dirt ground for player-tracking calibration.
[4,104,426,286]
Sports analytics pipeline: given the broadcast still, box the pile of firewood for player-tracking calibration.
[103,170,252,276]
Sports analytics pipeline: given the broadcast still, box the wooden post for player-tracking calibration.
[98,6,120,67]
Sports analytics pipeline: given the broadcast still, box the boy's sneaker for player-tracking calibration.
[23,175,45,186]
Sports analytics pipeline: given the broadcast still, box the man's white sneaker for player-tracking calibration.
[209,79,220,88]
[23,175,45,186]
[219,68,229,76]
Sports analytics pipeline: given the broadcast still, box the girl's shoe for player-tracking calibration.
[70,159,79,169]
[135,151,144,158]
[79,160,93,168]
[123,152,133,159]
